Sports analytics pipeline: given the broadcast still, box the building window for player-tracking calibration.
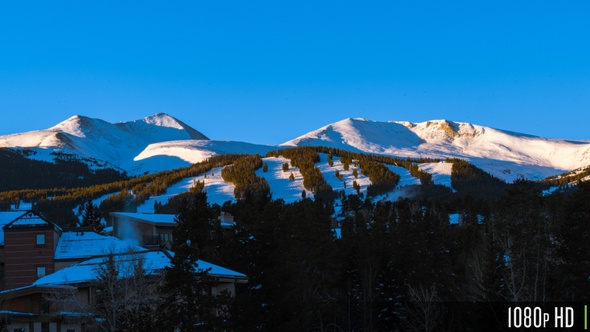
[36,233,46,246]
[40,301,50,314]
[37,266,46,278]
[160,232,172,243]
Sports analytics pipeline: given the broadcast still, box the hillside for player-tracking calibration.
[1,114,589,183]
[283,118,590,181]
[0,113,211,174]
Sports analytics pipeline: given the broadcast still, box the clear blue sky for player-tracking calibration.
[1,1,589,144]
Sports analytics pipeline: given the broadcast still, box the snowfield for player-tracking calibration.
[1,114,589,183]
[283,118,590,182]
[136,166,236,212]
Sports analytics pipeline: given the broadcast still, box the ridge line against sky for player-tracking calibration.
[1,1,589,144]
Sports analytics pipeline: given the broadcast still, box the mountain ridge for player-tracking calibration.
[283,118,590,181]
[1,114,589,181]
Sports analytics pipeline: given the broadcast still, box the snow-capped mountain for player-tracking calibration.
[1,114,589,181]
[0,113,275,174]
[282,118,590,181]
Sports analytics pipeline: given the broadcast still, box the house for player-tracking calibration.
[0,211,248,331]
[110,211,237,249]
[1,212,143,290]
[110,212,176,248]
[2,211,63,290]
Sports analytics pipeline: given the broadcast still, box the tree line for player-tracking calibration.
[200,180,590,330]
[221,155,270,200]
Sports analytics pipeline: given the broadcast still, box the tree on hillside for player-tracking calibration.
[81,200,104,234]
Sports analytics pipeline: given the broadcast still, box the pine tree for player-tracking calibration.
[158,243,219,330]
[282,162,289,172]
[263,163,269,172]
[289,172,295,181]
[81,200,104,234]
[157,191,226,330]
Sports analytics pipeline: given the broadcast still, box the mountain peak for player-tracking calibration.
[134,113,209,140]
[142,113,184,130]
[50,115,110,138]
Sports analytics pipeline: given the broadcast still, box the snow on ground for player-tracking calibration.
[73,192,119,223]
[133,157,453,211]
[136,166,235,213]
[418,162,453,189]
[542,186,561,196]
[316,154,371,196]
[386,165,421,187]
[380,162,453,201]
[283,118,590,182]
[256,157,310,203]
[449,214,460,225]
[14,147,57,163]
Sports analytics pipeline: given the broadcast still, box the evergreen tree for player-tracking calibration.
[554,181,590,301]
[158,242,221,331]
[157,191,227,330]
[81,199,104,233]
[263,162,269,172]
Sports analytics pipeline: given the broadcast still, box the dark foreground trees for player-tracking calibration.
[44,177,590,331]
[212,180,590,331]
[157,189,231,331]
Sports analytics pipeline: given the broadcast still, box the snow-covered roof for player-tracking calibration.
[55,231,144,260]
[2,211,60,232]
[110,212,176,225]
[0,211,28,245]
[34,250,247,286]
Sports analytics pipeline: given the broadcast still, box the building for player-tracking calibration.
[110,211,237,249]
[110,212,176,248]
[2,212,62,290]
[0,211,247,331]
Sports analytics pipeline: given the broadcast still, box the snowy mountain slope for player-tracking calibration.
[0,113,208,174]
[0,113,278,175]
[134,154,430,209]
[130,140,275,174]
[283,118,590,181]
[136,166,235,213]
[1,114,589,182]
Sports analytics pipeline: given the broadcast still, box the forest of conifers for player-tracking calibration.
[0,146,588,330]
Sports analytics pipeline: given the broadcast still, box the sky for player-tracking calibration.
[1,1,589,144]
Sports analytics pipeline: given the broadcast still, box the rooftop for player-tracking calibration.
[2,211,61,232]
[55,231,144,260]
[0,211,29,245]
[110,212,176,225]
[34,250,247,286]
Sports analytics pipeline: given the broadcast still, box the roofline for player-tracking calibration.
[2,210,62,232]
[110,212,177,227]
[0,284,76,300]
